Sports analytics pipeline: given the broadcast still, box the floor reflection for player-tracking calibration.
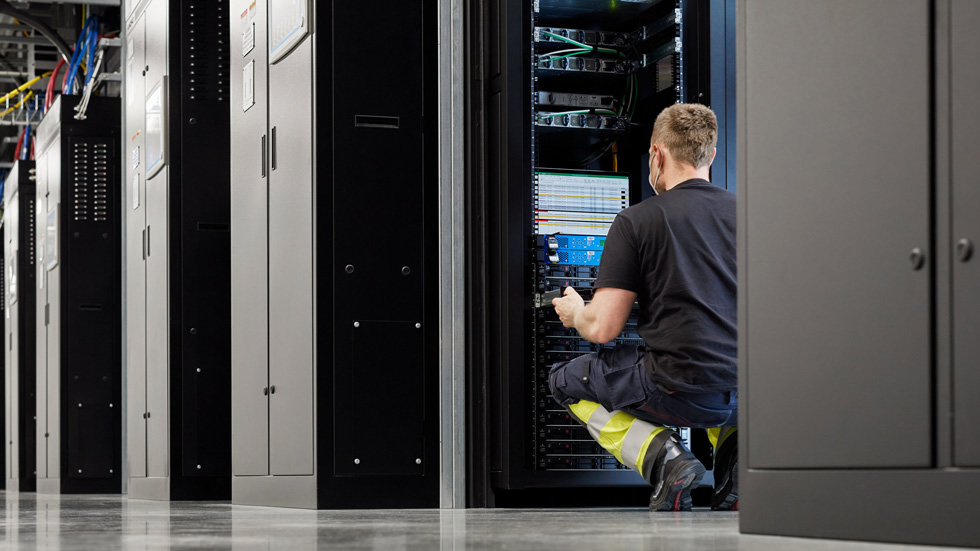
[0,492,970,550]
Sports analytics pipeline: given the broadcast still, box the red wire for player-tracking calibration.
[29,136,35,161]
[12,127,26,162]
[47,57,66,110]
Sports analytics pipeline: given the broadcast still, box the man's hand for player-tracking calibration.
[552,286,586,329]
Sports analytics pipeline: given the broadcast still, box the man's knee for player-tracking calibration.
[549,354,597,406]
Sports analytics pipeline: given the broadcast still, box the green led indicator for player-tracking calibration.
[600,239,606,247]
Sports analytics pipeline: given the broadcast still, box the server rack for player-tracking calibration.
[123,0,231,500]
[34,95,121,494]
[469,0,733,505]
[229,0,440,508]
[3,161,38,492]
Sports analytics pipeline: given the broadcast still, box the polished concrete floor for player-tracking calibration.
[0,492,968,550]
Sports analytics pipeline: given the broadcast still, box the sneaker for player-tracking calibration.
[711,436,738,511]
[648,434,706,512]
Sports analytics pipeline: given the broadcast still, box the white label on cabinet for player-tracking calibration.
[243,22,255,57]
[133,173,141,210]
[243,60,255,112]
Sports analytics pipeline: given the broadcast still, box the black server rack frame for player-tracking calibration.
[468,0,731,507]
[38,95,122,494]
[164,0,232,499]
[311,0,442,508]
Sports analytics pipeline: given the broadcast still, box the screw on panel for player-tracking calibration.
[78,469,82,474]
[354,321,360,328]
[190,328,198,335]
[354,458,361,465]
[197,368,201,373]
[109,404,114,408]
[197,465,202,470]
[109,469,113,474]
[345,264,354,274]
[401,266,411,276]
[415,323,421,329]
[415,458,422,465]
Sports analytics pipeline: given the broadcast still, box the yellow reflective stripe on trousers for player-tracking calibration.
[620,418,666,473]
[707,426,737,453]
[568,400,666,475]
[569,400,611,441]
[634,426,666,476]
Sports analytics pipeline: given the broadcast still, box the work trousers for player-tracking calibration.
[549,344,737,483]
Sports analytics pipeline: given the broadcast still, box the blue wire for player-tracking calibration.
[62,20,87,94]
[19,124,30,162]
[84,17,98,86]
[64,17,95,94]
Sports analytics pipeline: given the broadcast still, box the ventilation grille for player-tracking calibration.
[187,0,229,102]
[27,196,35,265]
[72,141,111,223]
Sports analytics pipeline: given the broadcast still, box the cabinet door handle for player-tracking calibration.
[142,228,146,260]
[261,134,267,178]
[146,225,151,257]
[270,385,276,394]
[271,126,277,171]
[957,238,973,262]
[263,386,269,396]
[909,247,925,270]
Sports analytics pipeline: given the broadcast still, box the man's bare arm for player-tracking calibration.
[552,287,637,344]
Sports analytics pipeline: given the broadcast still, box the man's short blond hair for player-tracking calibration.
[650,103,718,169]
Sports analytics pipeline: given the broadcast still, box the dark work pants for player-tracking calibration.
[549,344,738,429]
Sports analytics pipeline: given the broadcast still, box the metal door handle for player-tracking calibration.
[909,248,925,270]
[146,225,151,257]
[261,134,267,178]
[957,238,973,262]
[271,126,277,171]
[270,385,276,394]
[263,386,269,396]
[142,228,147,260]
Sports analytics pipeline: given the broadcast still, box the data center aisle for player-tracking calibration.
[0,492,965,550]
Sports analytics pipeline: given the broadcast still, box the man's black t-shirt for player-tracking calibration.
[594,178,736,394]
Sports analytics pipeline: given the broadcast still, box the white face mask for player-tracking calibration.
[649,152,662,195]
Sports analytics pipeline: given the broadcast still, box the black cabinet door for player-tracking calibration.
[742,0,932,468]
[951,0,980,467]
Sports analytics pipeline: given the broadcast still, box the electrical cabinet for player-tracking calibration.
[3,161,38,493]
[738,0,980,546]
[123,0,231,500]
[469,0,734,505]
[230,0,439,508]
[34,95,121,494]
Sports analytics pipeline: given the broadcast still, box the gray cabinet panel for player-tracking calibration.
[45,195,62,477]
[143,0,167,89]
[268,38,314,476]
[125,13,148,480]
[6,194,20,482]
[743,0,932,468]
[230,0,270,477]
[951,0,980,467]
[145,166,169,478]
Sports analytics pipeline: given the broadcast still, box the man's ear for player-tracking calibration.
[710,147,717,165]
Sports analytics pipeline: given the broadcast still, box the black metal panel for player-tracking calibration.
[51,96,122,494]
[336,321,425,476]
[170,0,232,485]
[14,164,37,491]
[315,0,441,508]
